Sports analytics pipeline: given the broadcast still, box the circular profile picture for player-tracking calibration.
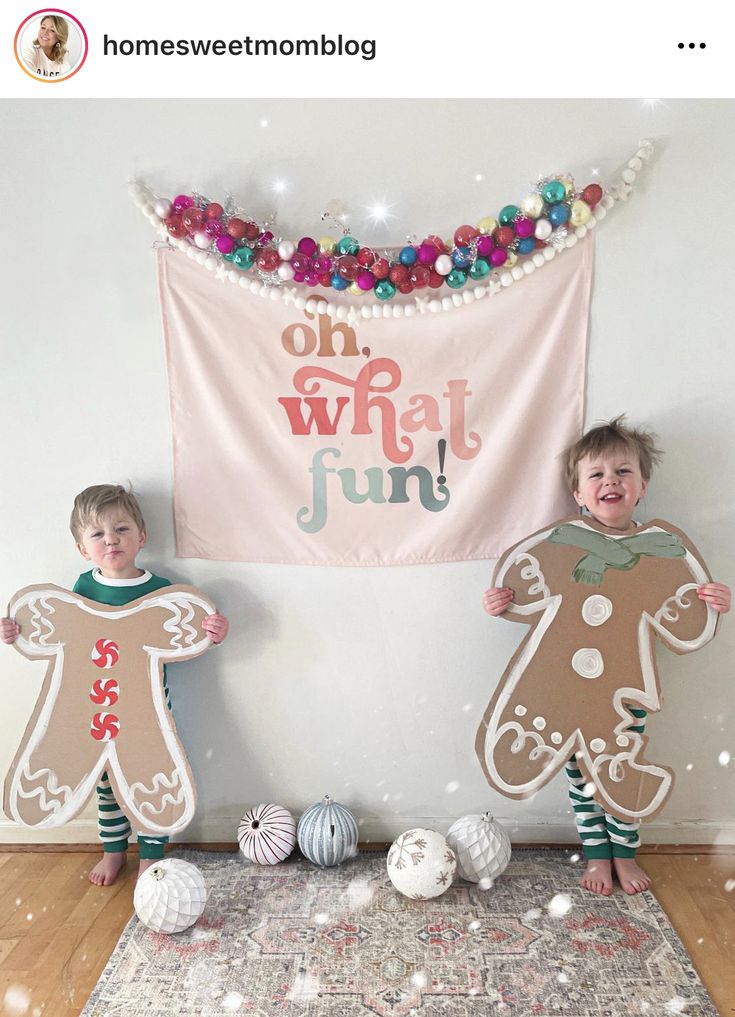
[14,9,88,83]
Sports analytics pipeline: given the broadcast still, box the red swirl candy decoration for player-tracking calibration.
[90,712,120,741]
[91,638,120,669]
[89,677,120,706]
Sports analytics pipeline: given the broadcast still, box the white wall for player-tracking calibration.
[1,99,733,846]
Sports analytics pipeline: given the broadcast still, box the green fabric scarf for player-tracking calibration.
[548,524,685,585]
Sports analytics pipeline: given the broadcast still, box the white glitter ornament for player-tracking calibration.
[238,803,296,865]
[446,813,512,883]
[133,858,208,934]
[387,828,456,900]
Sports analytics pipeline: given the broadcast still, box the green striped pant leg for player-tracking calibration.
[607,707,647,858]
[97,771,131,853]
[566,755,611,860]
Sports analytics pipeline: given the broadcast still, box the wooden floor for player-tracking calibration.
[0,847,733,1017]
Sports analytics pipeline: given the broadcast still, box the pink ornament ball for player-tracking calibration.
[305,271,320,286]
[258,230,274,245]
[418,242,438,265]
[476,235,494,257]
[216,235,236,255]
[514,217,534,239]
[204,219,224,238]
[298,236,318,257]
[490,249,507,267]
[314,254,332,274]
[172,194,194,213]
[357,271,375,290]
[293,271,306,283]
[291,252,311,274]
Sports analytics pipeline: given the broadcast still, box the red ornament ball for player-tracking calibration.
[372,257,390,279]
[256,248,281,272]
[205,202,224,220]
[165,214,187,239]
[182,208,204,233]
[581,183,603,208]
[337,255,360,281]
[398,280,414,295]
[494,226,515,248]
[389,264,408,286]
[428,271,444,289]
[357,247,377,267]
[243,220,260,241]
[454,224,479,247]
[409,264,430,288]
[227,217,248,239]
[318,271,333,287]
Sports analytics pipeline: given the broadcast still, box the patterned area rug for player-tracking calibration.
[81,849,716,1016]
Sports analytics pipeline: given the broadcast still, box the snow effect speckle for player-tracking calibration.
[724,879,735,893]
[222,992,244,1010]
[665,997,688,1013]
[314,913,329,925]
[717,750,730,767]
[411,971,428,988]
[3,985,31,1017]
[546,894,573,917]
[444,781,460,793]
[468,920,481,931]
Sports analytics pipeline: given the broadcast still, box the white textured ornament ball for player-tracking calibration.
[133,858,208,934]
[387,828,456,900]
[238,803,296,865]
[446,813,512,884]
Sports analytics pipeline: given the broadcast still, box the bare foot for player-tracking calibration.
[88,852,127,886]
[580,859,613,895]
[138,857,158,881]
[613,857,652,894]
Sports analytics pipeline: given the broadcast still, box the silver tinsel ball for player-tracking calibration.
[446,813,511,883]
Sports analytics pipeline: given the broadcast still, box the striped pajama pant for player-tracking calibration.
[97,672,171,860]
[566,707,647,859]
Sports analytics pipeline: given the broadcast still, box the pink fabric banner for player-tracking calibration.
[158,240,592,565]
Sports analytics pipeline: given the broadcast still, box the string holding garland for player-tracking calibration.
[130,140,653,323]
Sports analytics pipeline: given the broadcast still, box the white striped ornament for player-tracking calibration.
[297,794,358,867]
[237,803,296,865]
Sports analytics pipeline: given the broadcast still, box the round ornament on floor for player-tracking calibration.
[238,803,296,865]
[297,794,358,867]
[446,813,512,883]
[133,858,208,934]
[387,828,456,900]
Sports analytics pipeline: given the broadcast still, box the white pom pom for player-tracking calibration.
[565,234,578,248]
[382,305,391,318]
[186,246,197,260]
[205,255,218,271]
[316,300,328,314]
[269,287,280,300]
[523,260,535,275]
[586,215,598,229]
[239,276,249,287]
[336,305,348,320]
[602,195,615,210]
[405,305,416,317]
[393,304,404,318]
[628,156,643,171]
[195,251,207,265]
[595,205,607,221]
[473,286,486,299]
[326,303,336,317]
[575,226,587,239]
[305,298,317,314]
[228,270,239,283]
[511,265,524,281]
[532,252,545,268]
[452,293,463,307]
[542,247,556,262]
[621,168,636,184]
[295,296,306,310]
[361,306,371,319]
[462,290,473,304]
[371,305,381,318]
[500,272,513,287]
[442,297,453,311]
[278,240,296,261]
[429,299,442,312]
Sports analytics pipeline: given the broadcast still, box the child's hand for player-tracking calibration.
[203,613,229,644]
[697,583,731,614]
[1,618,20,644]
[483,587,514,616]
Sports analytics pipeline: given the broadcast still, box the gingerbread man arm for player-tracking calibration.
[492,524,561,620]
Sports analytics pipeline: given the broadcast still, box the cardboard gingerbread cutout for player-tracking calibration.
[4,584,215,836]
[475,517,719,822]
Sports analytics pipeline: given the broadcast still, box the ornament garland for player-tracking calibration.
[130,140,653,323]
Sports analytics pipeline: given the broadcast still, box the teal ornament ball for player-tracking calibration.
[469,258,490,280]
[233,247,254,269]
[498,204,519,226]
[297,794,358,867]
[375,279,396,301]
[337,235,359,256]
[541,180,566,205]
[447,269,467,289]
